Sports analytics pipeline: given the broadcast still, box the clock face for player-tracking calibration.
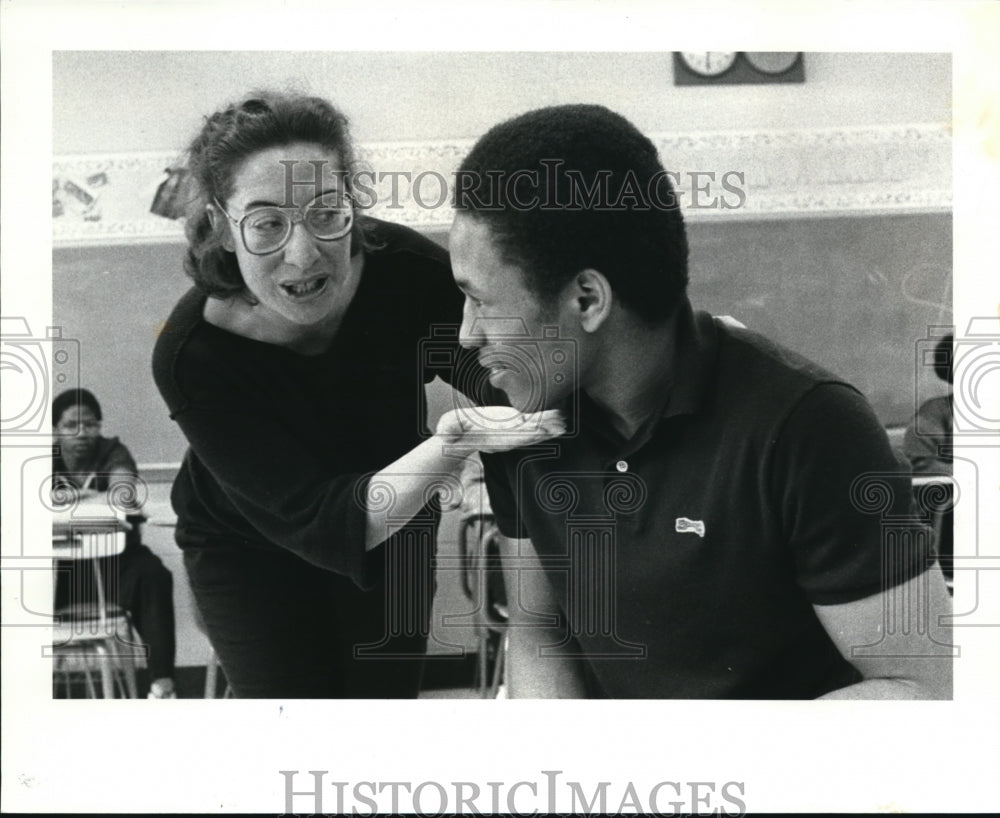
[744,52,801,75]
[679,52,738,77]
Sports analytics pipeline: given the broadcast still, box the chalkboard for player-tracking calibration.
[54,241,192,467]
[686,213,952,427]
[53,212,951,468]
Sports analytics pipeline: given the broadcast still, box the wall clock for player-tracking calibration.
[678,52,738,78]
[744,52,802,75]
[673,52,804,85]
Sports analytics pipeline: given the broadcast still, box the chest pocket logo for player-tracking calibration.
[675,517,706,538]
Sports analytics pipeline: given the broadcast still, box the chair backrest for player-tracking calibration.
[457,512,508,628]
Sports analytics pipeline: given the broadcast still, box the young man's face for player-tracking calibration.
[450,215,580,412]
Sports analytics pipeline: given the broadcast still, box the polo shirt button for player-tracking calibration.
[615,460,629,473]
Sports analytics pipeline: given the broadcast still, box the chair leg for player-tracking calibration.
[82,651,99,698]
[122,655,138,699]
[94,643,116,698]
[113,661,128,698]
[478,631,490,698]
[121,623,139,698]
[54,655,66,698]
[204,647,218,699]
[56,657,69,698]
[489,631,506,699]
[113,648,138,699]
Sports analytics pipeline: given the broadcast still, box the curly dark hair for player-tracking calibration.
[182,90,374,298]
[454,104,689,323]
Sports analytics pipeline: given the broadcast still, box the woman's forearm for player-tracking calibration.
[362,407,566,550]
[363,434,470,550]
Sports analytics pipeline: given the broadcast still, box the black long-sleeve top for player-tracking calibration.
[152,219,466,588]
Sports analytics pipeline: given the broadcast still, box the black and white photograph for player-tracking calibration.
[2,1,998,814]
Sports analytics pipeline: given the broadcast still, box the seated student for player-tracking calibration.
[903,333,954,580]
[450,105,953,699]
[903,333,953,475]
[52,388,177,699]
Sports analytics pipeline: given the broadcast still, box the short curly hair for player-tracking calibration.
[182,90,374,298]
[454,104,689,323]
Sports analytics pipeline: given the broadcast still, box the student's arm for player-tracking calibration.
[498,534,588,698]
[81,441,143,514]
[772,384,954,699]
[814,566,953,699]
[105,467,143,511]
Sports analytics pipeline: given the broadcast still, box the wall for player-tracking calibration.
[53,52,950,152]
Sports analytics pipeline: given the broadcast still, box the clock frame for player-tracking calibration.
[673,52,804,86]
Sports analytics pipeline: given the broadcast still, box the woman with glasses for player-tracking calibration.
[152,91,562,698]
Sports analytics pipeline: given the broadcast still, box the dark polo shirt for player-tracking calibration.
[481,299,929,699]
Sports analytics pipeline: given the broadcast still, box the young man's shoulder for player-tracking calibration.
[715,321,862,415]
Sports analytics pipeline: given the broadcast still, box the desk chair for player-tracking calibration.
[50,510,142,698]
[458,512,509,698]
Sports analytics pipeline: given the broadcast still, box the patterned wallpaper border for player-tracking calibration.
[53,123,951,247]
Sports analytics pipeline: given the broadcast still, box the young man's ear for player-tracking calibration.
[206,202,236,253]
[570,268,613,333]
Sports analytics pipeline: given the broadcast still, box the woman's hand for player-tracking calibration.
[365,407,565,550]
[436,406,566,454]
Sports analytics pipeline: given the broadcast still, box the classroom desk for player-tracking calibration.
[911,474,954,488]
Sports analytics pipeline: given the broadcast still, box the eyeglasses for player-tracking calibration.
[56,420,101,434]
[213,191,354,255]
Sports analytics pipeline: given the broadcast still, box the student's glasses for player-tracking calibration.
[56,420,101,435]
[213,192,354,255]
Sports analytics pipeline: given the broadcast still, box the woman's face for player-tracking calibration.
[220,142,360,331]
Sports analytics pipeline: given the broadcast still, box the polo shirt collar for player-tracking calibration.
[576,296,718,449]
[660,296,719,420]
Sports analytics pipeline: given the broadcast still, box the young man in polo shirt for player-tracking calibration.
[449,104,953,699]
